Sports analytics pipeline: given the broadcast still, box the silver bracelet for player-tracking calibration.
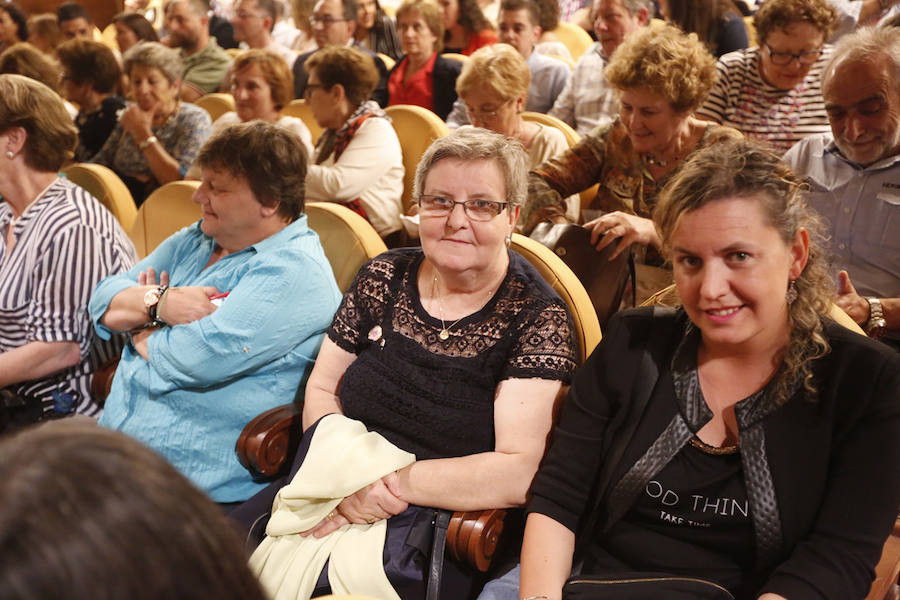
[523,596,552,600]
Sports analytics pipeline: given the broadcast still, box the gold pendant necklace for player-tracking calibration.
[432,269,497,341]
[434,273,468,340]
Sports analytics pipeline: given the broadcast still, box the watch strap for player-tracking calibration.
[148,284,169,327]
[865,297,886,338]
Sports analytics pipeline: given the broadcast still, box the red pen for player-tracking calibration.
[209,292,229,306]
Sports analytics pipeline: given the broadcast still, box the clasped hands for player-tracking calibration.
[302,470,408,539]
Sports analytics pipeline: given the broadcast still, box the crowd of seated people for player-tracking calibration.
[0,1,897,599]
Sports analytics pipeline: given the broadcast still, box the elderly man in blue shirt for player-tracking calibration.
[90,121,342,503]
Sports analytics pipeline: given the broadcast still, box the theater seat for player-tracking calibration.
[550,21,593,60]
[194,92,237,122]
[384,104,449,212]
[62,163,138,231]
[128,181,202,258]
[282,99,324,144]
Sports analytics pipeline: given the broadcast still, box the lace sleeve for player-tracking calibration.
[503,300,578,383]
[327,255,394,354]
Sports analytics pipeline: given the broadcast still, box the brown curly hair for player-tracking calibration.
[605,23,717,113]
[654,137,833,406]
[753,0,837,46]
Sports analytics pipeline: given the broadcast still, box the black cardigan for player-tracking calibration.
[528,307,900,600]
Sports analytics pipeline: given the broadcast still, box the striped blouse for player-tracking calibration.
[0,178,137,417]
[696,46,833,155]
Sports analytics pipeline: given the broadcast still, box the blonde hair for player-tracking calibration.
[654,137,832,405]
[0,74,77,171]
[456,43,529,103]
[605,23,716,113]
[754,0,837,45]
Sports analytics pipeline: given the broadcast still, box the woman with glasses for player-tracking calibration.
[303,45,404,245]
[388,0,462,120]
[456,44,567,169]
[238,127,577,599]
[696,0,838,154]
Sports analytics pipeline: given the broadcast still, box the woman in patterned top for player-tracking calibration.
[91,41,211,205]
[696,0,838,154]
[0,74,136,431]
[241,127,577,599]
[518,138,900,600]
[524,24,741,302]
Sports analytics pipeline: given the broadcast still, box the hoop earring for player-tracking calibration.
[786,279,798,304]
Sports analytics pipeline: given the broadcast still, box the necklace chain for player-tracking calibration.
[432,269,497,341]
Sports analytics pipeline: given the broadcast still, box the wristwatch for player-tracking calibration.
[865,297,886,339]
[143,284,168,327]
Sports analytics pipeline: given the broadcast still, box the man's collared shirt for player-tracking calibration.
[784,132,900,307]
[548,42,618,137]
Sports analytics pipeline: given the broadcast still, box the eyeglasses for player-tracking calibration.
[763,44,823,66]
[235,10,266,19]
[418,194,509,221]
[304,83,327,99]
[464,98,514,120]
[310,15,346,26]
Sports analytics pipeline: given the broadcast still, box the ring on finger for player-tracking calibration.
[327,510,337,520]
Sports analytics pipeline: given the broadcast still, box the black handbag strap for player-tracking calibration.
[426,510,453,600]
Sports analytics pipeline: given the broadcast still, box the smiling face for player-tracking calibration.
[824,55,900,167]
[231,62,279,121]
[671,196,808,355]
[130,63,179,113]
[759,21,824,91]
[593,0,646,57]
[419,157,519,276]
[618,87,686,155]
[397,10,437,61]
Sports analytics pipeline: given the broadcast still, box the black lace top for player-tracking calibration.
[328,248,577,460]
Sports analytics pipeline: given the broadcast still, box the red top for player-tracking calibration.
[388,51,438,110]
[460,28,497,56]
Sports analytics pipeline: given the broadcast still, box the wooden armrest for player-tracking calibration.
[235,402,301,480]
[236,405,508,572]
[446,508,509,572]
[866,516,900,600]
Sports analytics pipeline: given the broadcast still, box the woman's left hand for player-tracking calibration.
[120,103,154,142]
[585,212,662,259]
[302,471,408,538]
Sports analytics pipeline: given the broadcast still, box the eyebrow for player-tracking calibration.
[825,94,884,112]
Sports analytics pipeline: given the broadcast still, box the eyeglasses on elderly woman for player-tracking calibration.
[763,43,824,65]
[417,194,509,220]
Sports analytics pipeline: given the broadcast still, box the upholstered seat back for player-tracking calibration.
[306,202,388,293]
[62,163,139,231]
[128,181,202,258]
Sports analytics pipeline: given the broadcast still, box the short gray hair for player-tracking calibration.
[822,25,900,88]
[622,0,653,17]
[123,41,184,84]
[414,127,529,208]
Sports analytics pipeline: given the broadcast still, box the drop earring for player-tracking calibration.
[786,279,798,304]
